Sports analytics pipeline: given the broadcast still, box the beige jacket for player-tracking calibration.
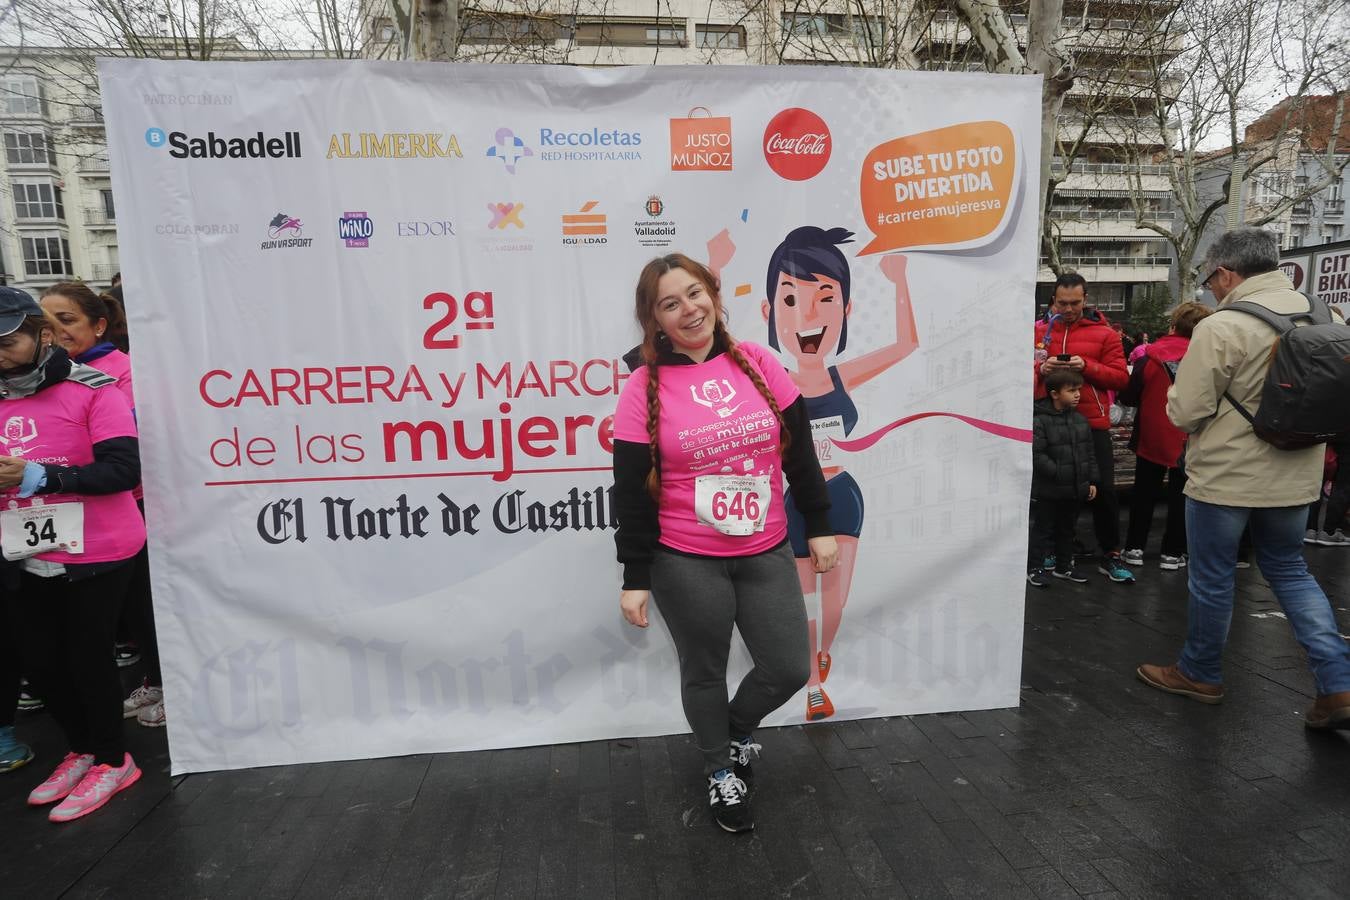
[1166,270,1326,507]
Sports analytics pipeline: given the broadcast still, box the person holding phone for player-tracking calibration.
[1034,274,1132,583]
[0,287,145,823]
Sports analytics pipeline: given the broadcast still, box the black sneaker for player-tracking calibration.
[729,736,761,785]
[1027,569,1048,588]
[708,769,753,833]
[16,679,43,713]
[1052,568,1088,583]
[115,642,141,668]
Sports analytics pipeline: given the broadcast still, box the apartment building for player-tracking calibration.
[0,51,117,293]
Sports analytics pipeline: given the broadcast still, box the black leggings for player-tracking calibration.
[20,564,133,765]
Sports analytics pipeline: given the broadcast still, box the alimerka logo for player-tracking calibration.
[327,132,463,159]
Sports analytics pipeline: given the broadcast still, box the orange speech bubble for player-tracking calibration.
[858,121,1017,255]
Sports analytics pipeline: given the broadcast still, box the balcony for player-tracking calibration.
[79,155,111,175]
[1325,199,1345,219]
[1039,256,1171,283]
[83,208,116,228]
[1291,202,1312,221]
[67,105,105,129]
[89,264,119,282]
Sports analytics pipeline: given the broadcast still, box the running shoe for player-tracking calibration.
[114,642,141,668]
[0,725,33,773]
[806,686,834,720]
[1122,549,1144,567]
[1027,569,1048,588]
[1159,554,1188,571]
[817,651,832,684]
[123,681,163,719]
[1099,554,1136,583]
[27,752,94,806]
[729,736,761,785]
[1305,529,1319,544]
[707,769,753,833]
[17,678,42,712]
[1052,568,1088,583]
[49,753,141,823]
[1316,530,1350,547]
[136,700,166,728]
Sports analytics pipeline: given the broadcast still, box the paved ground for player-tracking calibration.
[3,542,1349,898]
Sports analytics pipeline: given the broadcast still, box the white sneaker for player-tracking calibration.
[1122,549,1144,566]
[1316,530,1350,547]
[122,682,163,719]
[1159,554,1188,570]
[136,700,166,728]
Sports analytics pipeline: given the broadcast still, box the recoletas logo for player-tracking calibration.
[145,126,301,159]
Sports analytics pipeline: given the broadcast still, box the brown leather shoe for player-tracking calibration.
[1305,691,1350,730]
[1136,663,1225,704]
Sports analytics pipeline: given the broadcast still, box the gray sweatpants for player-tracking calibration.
[650,542,811,774]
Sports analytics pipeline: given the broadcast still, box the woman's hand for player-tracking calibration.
[620,589,650,628]
[0,456,27,489]
[807,536,839,574]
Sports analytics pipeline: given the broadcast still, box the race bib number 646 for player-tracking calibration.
[694,474,771,536]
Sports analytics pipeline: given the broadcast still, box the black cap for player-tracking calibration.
[0,286,41,337]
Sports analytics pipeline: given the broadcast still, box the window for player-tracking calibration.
[1328,181,1343,202]
[781,12,884,45]
[21,235,73,277]
[462,13,565,44]
[1325,225,1343,243]
[2,76,48,117]
[574,19,686,46]
[697,24,745,49]
[101,189,116,220]
[4,131,51,165]
[12,180,64,220]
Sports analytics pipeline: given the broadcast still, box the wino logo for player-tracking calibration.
[486,128,533,174]
[338,211,373,248]
[562,201,607,245]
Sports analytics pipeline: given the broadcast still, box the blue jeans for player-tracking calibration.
[1179,499,1350,695]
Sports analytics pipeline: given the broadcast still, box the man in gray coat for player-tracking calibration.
[1136,227,1350,730]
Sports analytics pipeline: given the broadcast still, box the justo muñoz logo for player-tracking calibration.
[762,108,831,181]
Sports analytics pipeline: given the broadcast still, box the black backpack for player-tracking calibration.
[1219,295,1350,450]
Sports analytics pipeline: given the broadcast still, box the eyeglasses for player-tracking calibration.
[1201,267,1225,290]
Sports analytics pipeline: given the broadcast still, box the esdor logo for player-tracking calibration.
[762,108,831,181]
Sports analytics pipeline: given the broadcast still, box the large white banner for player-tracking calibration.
[100,59,1041,773]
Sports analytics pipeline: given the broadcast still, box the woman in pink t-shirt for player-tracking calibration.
[42,283,163,729]
[0,286,144,823]
[612,253,837,834]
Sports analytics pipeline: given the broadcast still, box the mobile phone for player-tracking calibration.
[1056,354,1072,362]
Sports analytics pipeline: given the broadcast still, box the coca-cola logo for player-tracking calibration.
[763,108,831,181]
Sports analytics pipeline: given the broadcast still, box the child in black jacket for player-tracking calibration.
[1029,370,1099,585]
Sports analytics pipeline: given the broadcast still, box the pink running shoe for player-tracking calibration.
[27,752,94,806]
[49,753,141,823]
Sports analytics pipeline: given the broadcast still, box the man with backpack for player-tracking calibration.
[1136,227,1350,731]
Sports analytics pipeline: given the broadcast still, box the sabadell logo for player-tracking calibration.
[762,108,831,181]
[145,126,302,159]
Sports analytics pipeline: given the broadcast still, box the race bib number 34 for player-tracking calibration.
[1,502,85,561]
[694,474,771,536]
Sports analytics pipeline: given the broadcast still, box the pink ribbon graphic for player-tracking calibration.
[832,411,1032,453]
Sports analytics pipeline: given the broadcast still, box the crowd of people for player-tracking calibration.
[0,275,165,823]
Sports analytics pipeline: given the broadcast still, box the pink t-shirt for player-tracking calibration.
[84,350,142,501]
[0,380,146,563]
[614,341,800,557]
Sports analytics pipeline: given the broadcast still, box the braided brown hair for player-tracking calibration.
[633,254,792,501]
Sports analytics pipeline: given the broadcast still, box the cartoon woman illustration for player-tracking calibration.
[760,226,919,719]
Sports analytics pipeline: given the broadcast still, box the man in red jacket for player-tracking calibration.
[1035,273,1134,583]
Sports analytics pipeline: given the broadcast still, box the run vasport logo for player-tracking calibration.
[338,211,373,248]
[634,195,675,249]
[670,107,732,171]
[145,126,301,160]
[261,213,312,250]
[562,201,607,245]
[763,108,831,181]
